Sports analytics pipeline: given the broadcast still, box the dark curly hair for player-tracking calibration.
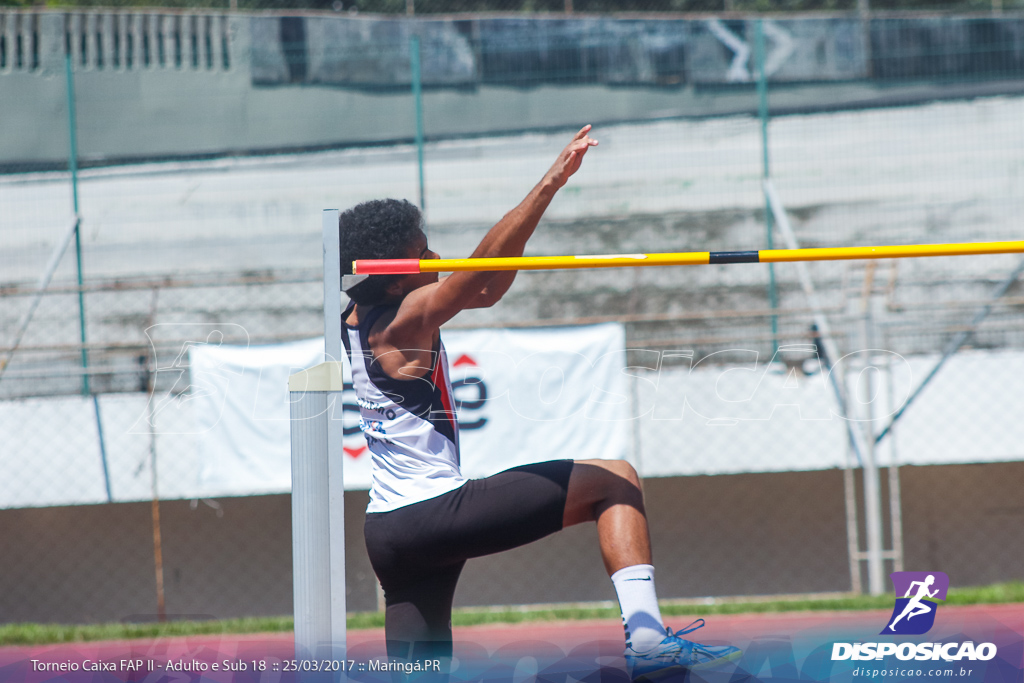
[339,199,425,306]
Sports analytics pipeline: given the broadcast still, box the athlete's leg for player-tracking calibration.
[561,459,671,653]
[562,459,742,675]
[562,459,651,573]
[379,562,465,662]
[365,509,467,666]
[363,462,573,667]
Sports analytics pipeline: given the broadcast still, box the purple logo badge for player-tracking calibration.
[882,572,949,635]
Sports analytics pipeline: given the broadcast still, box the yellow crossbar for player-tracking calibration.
[352,241,1024,275]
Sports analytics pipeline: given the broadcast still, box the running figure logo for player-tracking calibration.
[882,572,949,635]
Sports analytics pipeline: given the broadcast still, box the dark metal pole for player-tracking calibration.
[66,50,112,502]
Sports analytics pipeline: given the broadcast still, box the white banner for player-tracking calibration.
[7,344,1024,508]
[191,336,326,496]
[194,323,630,494]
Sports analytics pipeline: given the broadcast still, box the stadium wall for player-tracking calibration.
[2,11,1024,170]
[1,462,1021,624]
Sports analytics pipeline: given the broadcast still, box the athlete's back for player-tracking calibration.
[342,301,464,512]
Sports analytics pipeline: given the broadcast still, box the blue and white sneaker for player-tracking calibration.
[626,619,742,682]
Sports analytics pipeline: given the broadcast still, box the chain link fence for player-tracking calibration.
[2,9,1024,624]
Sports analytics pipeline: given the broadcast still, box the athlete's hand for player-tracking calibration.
[544,125,598,190]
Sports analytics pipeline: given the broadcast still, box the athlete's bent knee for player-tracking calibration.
[598,459,641,490]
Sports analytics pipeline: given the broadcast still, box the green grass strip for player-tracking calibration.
[0,617,293,647]
[3,581,1022,647]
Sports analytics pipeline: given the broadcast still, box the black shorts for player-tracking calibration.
[364,459,574,661]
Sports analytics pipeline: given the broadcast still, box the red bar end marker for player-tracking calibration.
[352,259,422,275]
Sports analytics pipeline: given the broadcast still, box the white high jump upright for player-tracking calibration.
[289,209,348,677]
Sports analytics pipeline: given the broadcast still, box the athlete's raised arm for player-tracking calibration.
[386,125,598,342]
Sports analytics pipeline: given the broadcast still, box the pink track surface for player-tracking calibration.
[3,604,1022,682]
[447,604,1024,664]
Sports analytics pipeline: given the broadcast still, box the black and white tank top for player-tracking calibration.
[341,302,465,512]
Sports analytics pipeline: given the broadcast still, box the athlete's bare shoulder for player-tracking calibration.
[366,302,438,380]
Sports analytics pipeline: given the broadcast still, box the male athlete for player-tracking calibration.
[338,126,741,681]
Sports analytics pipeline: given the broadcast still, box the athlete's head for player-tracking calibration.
[340,198,432,305]
[924,575,935,585]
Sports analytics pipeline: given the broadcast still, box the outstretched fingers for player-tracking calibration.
[549,125,598,187]
[574,123,598,140]
[572,125,599,153]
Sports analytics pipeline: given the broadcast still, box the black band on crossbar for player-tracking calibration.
[709,251,760,264]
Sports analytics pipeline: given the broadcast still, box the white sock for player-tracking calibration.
[611,564,667,652]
